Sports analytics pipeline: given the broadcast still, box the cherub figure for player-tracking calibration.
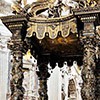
[11,0,29,14]
[11,0,23,14]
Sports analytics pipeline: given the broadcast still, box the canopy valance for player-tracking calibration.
[27,15,77,39]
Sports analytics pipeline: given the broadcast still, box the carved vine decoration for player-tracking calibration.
[95,25,100,99]
[8,30,25,100]
[10,51,24,100]
[81,37,96,100]
[94,24,100,54]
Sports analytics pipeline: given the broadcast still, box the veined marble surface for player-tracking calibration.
[0,0,12,15]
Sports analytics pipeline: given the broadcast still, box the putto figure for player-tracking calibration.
[11,0,23,14]
[11,0,29,14]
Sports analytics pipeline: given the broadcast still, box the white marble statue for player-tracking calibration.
[62,0,79,8]
[47,61,83,100]
[41,0,79,17]
[47,63,62,100]
[61,61,83,100]
[23,50,38,100]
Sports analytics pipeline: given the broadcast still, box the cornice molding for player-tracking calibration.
[29,15,74,23]
[0,15,28,23]
[72,5,100,16]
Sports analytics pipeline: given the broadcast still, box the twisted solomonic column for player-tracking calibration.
[0,15,28,100]
[81,37,96,100]
[80,15,98,100]
[8,30,25,100]
[95,26,100,99]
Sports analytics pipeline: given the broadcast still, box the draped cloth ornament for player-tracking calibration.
[27,17,77,39]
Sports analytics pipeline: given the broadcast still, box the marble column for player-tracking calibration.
[1,15,28,100]
[8,30,25,100]
[81,16,96,100]
[95,26,100,99]
[36,63,50,100]
[81,38,96,100]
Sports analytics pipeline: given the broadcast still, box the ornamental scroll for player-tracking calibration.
[27,17,77,39]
